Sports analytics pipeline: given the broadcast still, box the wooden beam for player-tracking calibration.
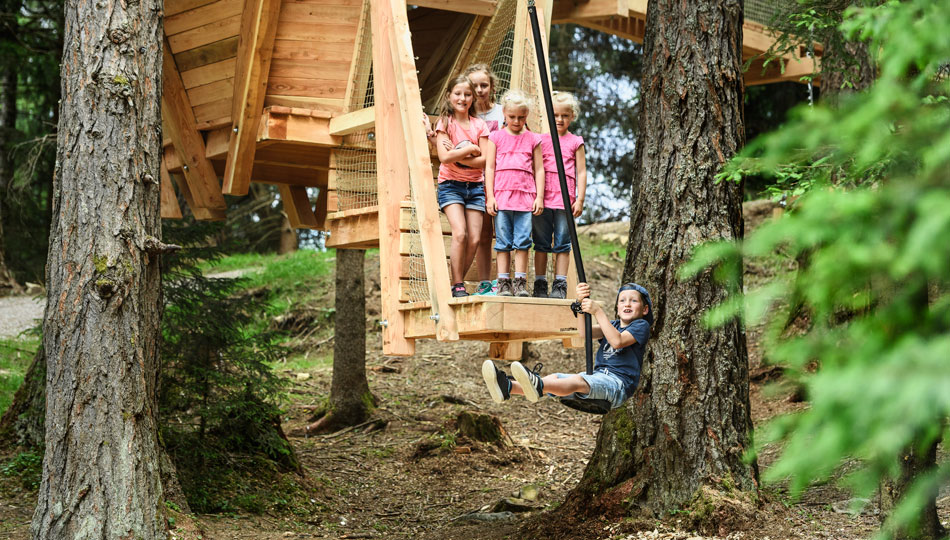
[278,184,320,229]
[260,108,341,145]
[489,341,523,361]
[409,0,497,16]
[551,0,624,23]
[314,187,328,230]
[326,210,380,248]
[343,0,373,112]
[163,156,226,221]
[386,0,460,341]
[161,39,227,212]
[222,0,281,196]
[328,106,376,136]
[160,162,184,219]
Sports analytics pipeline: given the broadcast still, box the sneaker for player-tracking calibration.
[473,280,493,296]
[490,279,499,295]
[512,361,544,403]
[533,278,548,298]
[451,283,468,297]
[481,360,511,403]
[550,278,568,299]
[513,277,530,297]
[497,278,513,296]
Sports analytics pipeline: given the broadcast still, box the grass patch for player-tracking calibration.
[0,336,40,417]
[270,352,333,373]
[578,236,625,262]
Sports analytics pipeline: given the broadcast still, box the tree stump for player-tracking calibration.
[457,411,511,446]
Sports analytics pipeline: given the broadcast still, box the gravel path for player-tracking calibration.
[0,295,45,339]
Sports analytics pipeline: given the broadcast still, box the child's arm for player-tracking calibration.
[436,133,478,164]
[576,282,604,340]
[531,143,545,215]
[484,140,498,216]
[572,145,587,218]
[458,135,488,169]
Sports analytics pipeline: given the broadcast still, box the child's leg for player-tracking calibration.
[475,216,493,282]
[510,373,590,397]
[496,250,510,277]
[555,251,570,278]
[463,208,483,277]
[513,249,529,274]
[534,251,548,280]
[443,203,468,284]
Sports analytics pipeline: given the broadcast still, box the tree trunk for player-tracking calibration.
[31,0,166,535]
[820,38,876,107]
[307,248,373,433]
[0,3,19,293]
[0,345,45,449]
[879,437,945,540]
[569,0,756,522]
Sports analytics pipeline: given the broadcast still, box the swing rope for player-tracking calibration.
[527,1,610,415]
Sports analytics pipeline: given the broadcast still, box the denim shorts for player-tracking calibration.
[438,180,486,211]
[494,210,533,251]
[553,369,627,409]
[532,208,571,253]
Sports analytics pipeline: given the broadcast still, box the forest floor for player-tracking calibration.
[1,201,947,539]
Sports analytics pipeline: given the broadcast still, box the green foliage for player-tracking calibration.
[0,335,40,416]
[685,0,950,536]
[159,220,299,513]
[0,450,42,490]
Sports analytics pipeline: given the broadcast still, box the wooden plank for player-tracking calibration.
[326,211,380,248]
[398,232,451,256]
[551,0,623,22]
[409,0,497,16]
[165,0,217,17]
[162,40,227,212]
[175,37,239,73]
[193,97,232,125]
[489,341,522,361]
[166,0,242,36]
[264,95,345,112]
[167,14,241,54]
[187,78,234,107]
[272,40,354,62]
[381,0,458,342]
[180,59,235,89]
[328,107,376,136]
[278,3,362,24]
[278,184,319,228]
[314,187,328,230]
[398,206,450,233]
[205,126,231,158]
[165,158,226,221]
[274,21,358,42]
[269,58,351,81]
[259,108,341,145]
[160,162,184,219]
[222,0,281,196]
[343,0,372,111]
[266,77,348,98]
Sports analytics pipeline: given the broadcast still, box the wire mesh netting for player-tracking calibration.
[333,0,377,214]
[745,0,784,26]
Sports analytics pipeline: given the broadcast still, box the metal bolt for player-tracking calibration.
[367,132,376,141]
[429,314,440,322]
[182,165,189,172]
[380,319,389,327]
[233,126,239,133]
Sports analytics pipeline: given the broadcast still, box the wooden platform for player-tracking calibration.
[399,296,580,341]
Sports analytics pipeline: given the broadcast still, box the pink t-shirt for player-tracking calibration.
[539,132,584,209]
[489,129,541,212]
[435,116,490,183]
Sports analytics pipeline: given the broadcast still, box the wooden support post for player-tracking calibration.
[328,107,376,136]
[489,341,523,361]
[222,0,281,196]
[160,162,183,219]
[373,0,458,351]
[278,184,320,229]
[314,187,328,230]
[409,0,498,16]
[163,156,225,221]
[162,42,227,214]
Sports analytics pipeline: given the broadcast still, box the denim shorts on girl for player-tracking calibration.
[552,369,627,409]
[494,210,533,251]
[437,180,486,211]
[532,208,571,253]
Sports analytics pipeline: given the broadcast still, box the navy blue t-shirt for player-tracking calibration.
[594,318,651,397]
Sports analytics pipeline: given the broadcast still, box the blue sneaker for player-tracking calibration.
[473,280,493,296]
[482,360,511,403]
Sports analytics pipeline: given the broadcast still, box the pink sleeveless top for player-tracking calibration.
[489,129,541,212]
[539,132,584,209]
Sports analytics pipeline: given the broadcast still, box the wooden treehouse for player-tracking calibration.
[159,0,816,357]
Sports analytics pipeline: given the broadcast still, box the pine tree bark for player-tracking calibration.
[569,0,756,520]
[31,0,166,535]
[307,248,373,433]
[0,1,20,292]
[879,438,946,540]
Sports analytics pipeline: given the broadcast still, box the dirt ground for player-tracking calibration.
[1,204,947,539]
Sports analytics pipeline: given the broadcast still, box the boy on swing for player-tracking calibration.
[481,281,652,410]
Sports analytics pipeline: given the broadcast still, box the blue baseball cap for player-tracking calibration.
[617,282,653,326]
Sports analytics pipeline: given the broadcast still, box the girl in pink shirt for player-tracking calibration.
[532,91,587,299]
[484,90,545,297]
[434,75,491,298]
